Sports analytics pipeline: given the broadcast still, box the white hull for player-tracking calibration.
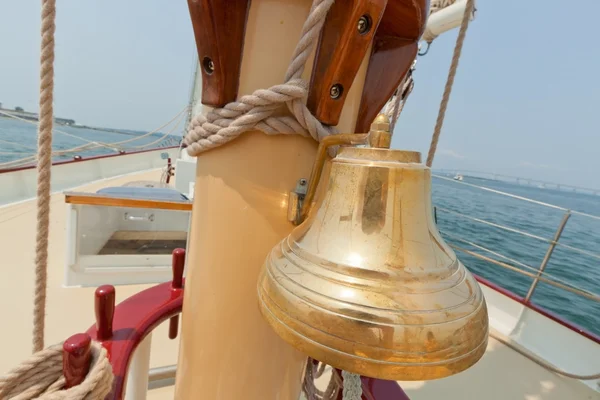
[0,147,181,206]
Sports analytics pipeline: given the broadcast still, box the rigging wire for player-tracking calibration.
[0,105,188,169]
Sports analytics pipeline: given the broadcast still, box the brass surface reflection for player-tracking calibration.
[257,146,488,380]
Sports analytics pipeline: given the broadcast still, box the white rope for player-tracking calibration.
[381,69,415,133]
[430,0,458,14]
[341,371,362,400]
[184,0,337,156]
[302,360,366,400]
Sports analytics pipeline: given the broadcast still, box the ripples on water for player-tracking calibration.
[1,119,598,335]
[433,176,600,336]
[0,118,180,164]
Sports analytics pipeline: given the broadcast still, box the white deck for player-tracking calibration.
[0,168,180,376]
[399,332,600,400]
[0,167,598,400]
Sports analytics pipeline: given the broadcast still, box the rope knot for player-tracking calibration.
[184,76,336,156]
[184,0,337,156]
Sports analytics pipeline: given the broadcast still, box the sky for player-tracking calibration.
[0,1,599,188]
[0,1,196,131]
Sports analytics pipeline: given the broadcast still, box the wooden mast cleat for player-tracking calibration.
[355,0,429,132]
[187,0,252,107]
[307,0,387,126]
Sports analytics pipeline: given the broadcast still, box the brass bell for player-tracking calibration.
[257,115,488,381]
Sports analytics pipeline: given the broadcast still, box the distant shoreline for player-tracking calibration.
[0,107,75,126]
[0,111,151,136]
[69,124,142,136]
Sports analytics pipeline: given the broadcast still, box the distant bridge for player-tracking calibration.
[434,169,600,196]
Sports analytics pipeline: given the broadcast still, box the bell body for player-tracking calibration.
[258,147,489,380]
[175,1,373,399]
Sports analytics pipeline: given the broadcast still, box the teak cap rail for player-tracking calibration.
[64,192,193,211]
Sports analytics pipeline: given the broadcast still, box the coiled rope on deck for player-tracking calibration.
[0,342,113,400]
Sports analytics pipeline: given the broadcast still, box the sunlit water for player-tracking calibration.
[0,118,180,165]
[433,176,600,335]
[1,118,598,335]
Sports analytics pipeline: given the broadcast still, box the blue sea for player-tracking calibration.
[0,118,181,165]
[433,176,600,336]
[1,118,599,336]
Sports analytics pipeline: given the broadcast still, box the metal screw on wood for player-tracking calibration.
[357,15,371,34]
[203,57,215,74]
[329,84,343,99]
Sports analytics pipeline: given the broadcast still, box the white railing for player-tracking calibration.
[120,333,177,400]
[432,174,600,304]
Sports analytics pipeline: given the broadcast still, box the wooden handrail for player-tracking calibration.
[64,192,193,211]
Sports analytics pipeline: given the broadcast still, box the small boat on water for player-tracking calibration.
[0,0,598,399]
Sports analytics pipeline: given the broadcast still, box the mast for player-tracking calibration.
[176,1,427,399]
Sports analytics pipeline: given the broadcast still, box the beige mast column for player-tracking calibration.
[175,1,371,398]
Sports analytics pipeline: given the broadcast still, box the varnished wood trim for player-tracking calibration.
[355,38,418,133]
[354,0,428,132]
[110,231,188,241]
[187,0,251,107]
[378,0,429,41]
[64,192,193,211]
[307,0,387,126]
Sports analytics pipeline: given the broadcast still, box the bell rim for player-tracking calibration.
[258,285,489,381]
